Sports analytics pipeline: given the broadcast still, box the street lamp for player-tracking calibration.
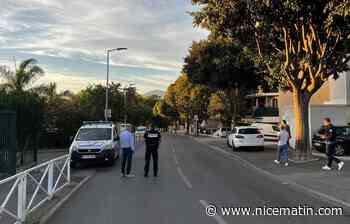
[105,47,127,120]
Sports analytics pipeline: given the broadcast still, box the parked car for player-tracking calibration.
[70,121,120,167]
[213,127,230,138]
[251,122,280,141]
[312,126,350,156]
[227,126,264,151]
[135,126,147,135]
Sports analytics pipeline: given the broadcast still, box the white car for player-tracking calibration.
[70,121,120,167]
[227,126,264,151]
[135,126,147,135]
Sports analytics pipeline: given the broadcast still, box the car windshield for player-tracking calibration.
[336,127,350,136]
[238,128,260,134]
[76,128,112,141]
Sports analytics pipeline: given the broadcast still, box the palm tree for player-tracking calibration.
[0,58,44,93]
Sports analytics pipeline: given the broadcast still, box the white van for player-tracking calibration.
[251,122,280,141]
[69,121,119,167]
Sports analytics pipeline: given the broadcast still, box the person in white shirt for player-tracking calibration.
[274,123,290,166]
[119,127,135,177]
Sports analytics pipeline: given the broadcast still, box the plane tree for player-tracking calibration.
[191,0,350,159]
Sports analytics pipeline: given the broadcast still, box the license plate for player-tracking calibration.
[82,155,96,159]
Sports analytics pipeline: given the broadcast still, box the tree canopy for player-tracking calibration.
[183,38,260,90]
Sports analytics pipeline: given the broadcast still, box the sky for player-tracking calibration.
[0,0,208,93]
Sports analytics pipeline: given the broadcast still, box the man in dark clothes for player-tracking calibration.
[144,125,161,177]
[321,117,344,171]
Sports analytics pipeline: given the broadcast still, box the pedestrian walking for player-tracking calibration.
[120,127,135,178]
[274,122,290,166]
[321,118,344,171]
[282,120,291,146]
[144,125,161,177]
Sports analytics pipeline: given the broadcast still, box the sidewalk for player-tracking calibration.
[194,136,350,210]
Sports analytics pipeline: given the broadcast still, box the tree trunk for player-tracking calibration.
[292,90,312,160]
[186,116,190,135]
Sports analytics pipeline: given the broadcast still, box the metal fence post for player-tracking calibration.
[47,163,53,199]
[17,174,27,223]
[67,157,71,184]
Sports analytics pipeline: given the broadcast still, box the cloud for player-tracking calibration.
[0,0,208,92]
[35,71,176,94]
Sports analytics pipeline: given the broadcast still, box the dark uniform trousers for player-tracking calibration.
[144,145,159,176]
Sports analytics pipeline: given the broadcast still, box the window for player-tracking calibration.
[272,125,280,132]
[238,128,260,134]
[336,127,350,136]
[76,128,112,141]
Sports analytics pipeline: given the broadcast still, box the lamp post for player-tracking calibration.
[123,83,135,124]
[105,48,127,121]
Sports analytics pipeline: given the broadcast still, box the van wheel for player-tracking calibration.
[107,158,115,166]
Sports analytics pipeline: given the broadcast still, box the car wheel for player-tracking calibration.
[335,145,345,156]
[232,141,238,151]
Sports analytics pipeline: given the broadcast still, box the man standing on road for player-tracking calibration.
[120,127,135,177]
[321,117,344,171]
[144,125,161,177]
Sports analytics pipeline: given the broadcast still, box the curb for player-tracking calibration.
[40,174,94,224]
[312,152,350,161]
[191,137,350,212]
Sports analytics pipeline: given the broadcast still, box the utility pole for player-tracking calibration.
[105,48,127,121]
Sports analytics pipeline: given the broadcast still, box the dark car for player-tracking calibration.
[312,126,350,156]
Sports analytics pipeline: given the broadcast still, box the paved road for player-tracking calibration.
[49,135,350,224]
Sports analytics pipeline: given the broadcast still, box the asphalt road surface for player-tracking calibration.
[49,135,350,224]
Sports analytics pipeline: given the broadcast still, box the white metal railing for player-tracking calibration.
[0,154,70,224]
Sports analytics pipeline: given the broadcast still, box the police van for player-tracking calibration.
[69,121,119,167]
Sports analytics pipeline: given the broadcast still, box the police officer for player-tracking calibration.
[144,125,161,177]
[321,117,344,171]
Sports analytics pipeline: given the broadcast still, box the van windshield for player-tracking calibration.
[76,128,112,141]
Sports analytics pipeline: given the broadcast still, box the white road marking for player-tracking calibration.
[193,138,350,211]
[177,167,193,189]
[171,142,193,190]
[171,144,176,153]
[199,200,228,224]
[173,154,179,166]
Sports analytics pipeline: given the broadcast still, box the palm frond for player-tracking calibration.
[18,58,37,72]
